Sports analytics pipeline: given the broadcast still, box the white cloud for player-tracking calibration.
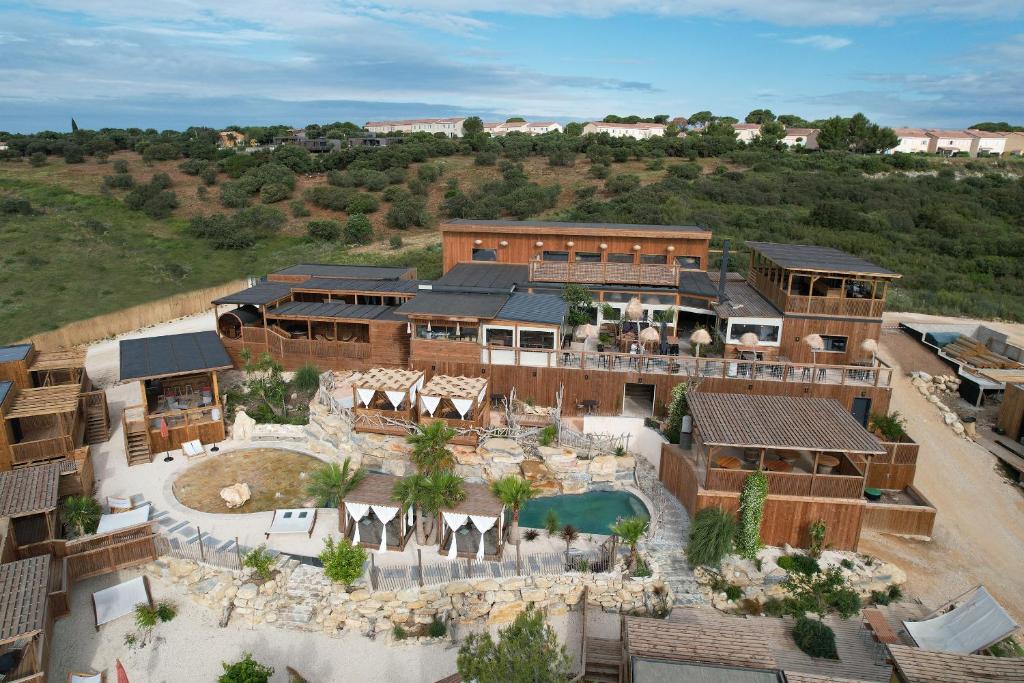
[784,34,852,50]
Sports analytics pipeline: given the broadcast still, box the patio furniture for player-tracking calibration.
[69,672,106,683]
[714,455,742,470]
[182,439,206,460]
[96,504,151,534]
[265,508,317,539]
[92,576,153,629]
[742,448,760,464]
[106,496,134,514]
[817,454,840,474]
[580,399,599,414]
[765,460,793,473]
[776,450,800,464]
[863,608,900,645]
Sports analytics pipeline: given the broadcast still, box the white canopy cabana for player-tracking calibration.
[342,472,414,552]
[418,375,489,422]
[903,586,1019,653]
[352,367,424,412]
[438,483,505,561]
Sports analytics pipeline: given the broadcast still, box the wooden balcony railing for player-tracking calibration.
[704,468,863,499]
[747,270,886,318]
[10,434,76,465]
[528,260,678,286]
[236,325,371,360]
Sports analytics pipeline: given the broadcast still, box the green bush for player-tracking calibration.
[868,411,907,441]
[475,150,498,166]
[319,537,366,585]
[219,182,250,208]
[199,165,218,186]
[575,185,597,200]
[668,162,700,179]
[363,170,389,191]
[537,425,557,447]
[233,205,285,238]
[307,219,341,241]
[346,192,379,214]
[179,158,209,175]
[778,554,820,577]
[290,199,310,217]
[142,142,180,162]
[242,544,275,580]
[219,653,274,683]
[219,153,259,178]
[386,196,429,229]
[763,597,785,617]
[606,174,641,194]
[345,214,373,245]
[0,197,33,215]
[389,235,403,249]
[736,471,767,560]
[686,507,735,567]
[840,558,854,570]
[887,584,903,602]
[124,176,178,219]
[383,185,407,202]
[870,590,891,606]
[385,166,407,184]
[428,616,447,638]
[112,159,129,174]
[407,178,428,196]
[544,509,560,537]
[588,163,610,179]
[260,182,291,203]
[792,616,838,659]
[292,364,321,393]
[417,163,442,183]
[29,152,47,167]
[304,185,352,211]
[392,624,407,640]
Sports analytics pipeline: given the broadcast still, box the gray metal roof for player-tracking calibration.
[678,270,718,298]
[395,292,510,319]
[747,242,898,277]
[434,263,529,292]
[212,281,296,306]
[444,219,709,234]
[0,344,32,363]
[495,293,566,325]
[0,380,11,407]
[271,264,415,279]
[294,277,424,294]
[266,301,404,322]
[711,273,782,319]
[120,331,233,381]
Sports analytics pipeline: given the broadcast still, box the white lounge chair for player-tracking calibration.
[182,439,207,460]
[68,672,106,683]
[96,504,151,534]
[92,576,153,630]
[106,496,134,514]
[265,508,318,539]
[903,585,1019,653]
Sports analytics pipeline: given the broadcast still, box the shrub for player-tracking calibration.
[242,544,275,580]
[407,178,428,196]
[234,205,285,238]
[475,150,498,166]
[840,558,855,570]
[112,159,129,173]
[219,153,260,178]
[792,616,838,659]
[304,185,352,211]
[290,199,310,217]
[777,554,820,577]
[537,425,557,447]
[307,219,341,241]
[386,196,429,229]
[199,165,218,186]
[142,142,180,162]
[588,163,610,179]
[388,235,403,249]
[385,166,407,184]
[363,170,389,191]
[606,173,641,194]
[632,557,653,578]
[345,213,373,245]
[868,411,907,441]
[763,597,786,617]
[320,537,366,585]
[346,192,379,214]
[428,616,447,638]
[260,182,291,203]
[736,471,767,560]
[724,584,743,601]
[686,507,735,567]
[523,529,539,542]
[808,520,827,559]
[544,509,560,536]
[124,178,178,219]
[179,158,209,175]
[782,567,861,619]
[29,152,47,167]
[219,653,274,683]
[219,182,250,208]
[63,496,101,537]
[574,185,597,200]
[63,144,85,163]
[392,624,407,640]
[417,163,442,183]
[1,197,33,215]
[887,584,903,602]
[293,363,321,393]
[668,162,701,179]
[548,147,576,167]
[870,590,892,606]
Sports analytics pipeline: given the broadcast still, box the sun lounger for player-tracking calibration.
[265,508,317,539]
[96,504,151,534]
[106,496,134,514]
[68,672,106,683]
[182,439,206,460]
[92,576,153,630]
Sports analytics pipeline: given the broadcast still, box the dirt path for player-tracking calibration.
[859,326,1024,623]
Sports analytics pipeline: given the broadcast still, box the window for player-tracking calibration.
[519,330,555,350]
[675,255,701,269]
[574,252,601,262]
[819,335,848,352]
[472,248,496,262]
[727,322,781,344]
[543,251,569,262]
[484,327,514,347]
[640,254,667,265]
[415,324,477,342]
[607,252,634,264]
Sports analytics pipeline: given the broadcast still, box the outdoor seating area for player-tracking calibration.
[3,384,84,466]
[352,367,425,435]
[28,349,89,389]
[417,375,489,442]
[342,472,414,552]
[438,483,506,561]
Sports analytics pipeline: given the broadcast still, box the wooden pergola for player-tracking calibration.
[3,385,83,465]
[0,463,61,553]
[437,483,506,561]
[0,555,52,683]
[28,349,88,388]
[341,472,414,552]
[418,375,490,441]
[352,368,424,434]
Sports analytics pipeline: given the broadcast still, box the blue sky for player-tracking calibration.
[1,1,1022,132]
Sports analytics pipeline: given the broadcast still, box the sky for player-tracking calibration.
[1,1,1023,133]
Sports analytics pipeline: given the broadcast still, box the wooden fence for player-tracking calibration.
[154,533,244,571]
[658,444,699,514]
[860,486,937,538]
[57,522,160,582]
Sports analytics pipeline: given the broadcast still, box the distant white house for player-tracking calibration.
[364,117,466,138]
[582,122,666,139]
[482,120,562,136]
[966,129,1009,156]
[781,128,819,150]
[887,128,931,154]
[732,123,761,143]
[526,121,563,135]
[926,130,975,156]
[0,141,8,152]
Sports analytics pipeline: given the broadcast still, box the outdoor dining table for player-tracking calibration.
[766,460,793,473]
[714,455,742,470]
[817,454,841,474]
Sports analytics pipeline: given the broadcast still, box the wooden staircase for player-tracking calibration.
[584,637,623,683]
[82,390,110,444]
[122,405,153,466]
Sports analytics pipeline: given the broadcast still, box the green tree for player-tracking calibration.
[610,516,649,571]
[320,537,367,585]
[63,496,101,537]
[688,110,714,127]
[463,116,484,136]
[736,470,768,560]
[406,421,457,474]
[745,109,776,124]
[490,475,536,545]
[63,144,85,164]
[306,458,365,508]
[564,122,583,137]
[344,213,373,244]
[778,114,810,127]
[425,471,467,543]
[457,605,572,683]
[307,219,341,241]
[561,283,593,327]
[392,473,432,544]
[220,653,274,683]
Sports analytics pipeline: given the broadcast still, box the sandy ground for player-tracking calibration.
[859,314,1024,623]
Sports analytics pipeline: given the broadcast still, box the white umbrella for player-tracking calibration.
[639,327,661,344]
[804,333,824,364]
[690,328,712,358]
[739,332,759,347]
[624,297,644,322]
[861,338,878,364]
[574,324,598,341]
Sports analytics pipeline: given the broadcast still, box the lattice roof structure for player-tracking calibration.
[420,375,488,401]
[352,368,424,392]
[4,385,81,419]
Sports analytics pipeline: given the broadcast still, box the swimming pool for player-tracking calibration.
[519,490,650,536]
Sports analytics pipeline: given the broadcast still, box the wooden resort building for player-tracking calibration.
[341,472,414,552]
[0,554,56,683]
[118,331,232,464]
[658,393,936,550]
[887,644,1024,683]
[438,483,506,561]
[417,375,489,444]
[0,463,62,557]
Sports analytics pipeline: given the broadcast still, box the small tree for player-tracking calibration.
[406,421,456,475]
[736,470,768,560]
[457,605,572,683]
[561,284,593,327]
[490,475,536,545]
[808,520,827,559]
[307,219,341,241]
[63,496,101,537]
[424,471,467,543]
[560,524,579,558]
[320,537,367,586]
[240,348,287,417]
[242,544,275,580]
[686,507,736,567]
[220,653,274,683]
[544,509,560,537]
[344,213,373,245]
[792,616,839,659]
[134,600,176,645]
[306,458,365,508]
[292,363,321,394]
[610,516,649,571]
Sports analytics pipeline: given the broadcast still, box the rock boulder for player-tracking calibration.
[220,482,251,509]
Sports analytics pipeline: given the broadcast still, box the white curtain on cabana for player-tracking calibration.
[406,506,414,529]
[345,502,370,544]
[384,390,406,410]
[421,395,441,416]
[410,380,420,404]
[442,512,469,559]
[452,398,474,419]
[477,386,487,406]
[356,388,376,407]
[470,515,497,561]
[371,504,399,552]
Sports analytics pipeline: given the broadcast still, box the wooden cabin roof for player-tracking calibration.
[29,348,87,372]
[0,555,50,645]
[421,375,487,400]
[270,264,415,279]
[212,281,295,306]
[344,471,401,506]
[0,463,61,517]
[746,242,898,278]
[293,277,424,294]
[625,614,777,670]
[119,331,232,381]
[4,385,81,419]
[0,344,33,364]
[266,301,405,322]
[712,273,783,319]
[440,482,504,517]
[396,292,509,320]
[443,219,710,238]
[353,367,423,392]
[887,644,1024,682]
[688,393,886,455]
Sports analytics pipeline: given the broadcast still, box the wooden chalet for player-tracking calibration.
[437,483,506,561]
[0,463,62,557]
[341,472,414,552]
[352,368,424,436]
[0,555,56,683]
[417,375,489,444]
[118,331,232,464]
[658,393,936,550]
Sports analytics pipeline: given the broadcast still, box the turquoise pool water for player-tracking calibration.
[519,490,650,536]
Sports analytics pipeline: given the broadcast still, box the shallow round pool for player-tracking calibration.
[519,490,650,535]
[172,448,323,514]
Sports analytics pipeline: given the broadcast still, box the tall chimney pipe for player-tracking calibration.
[717,240,731,303]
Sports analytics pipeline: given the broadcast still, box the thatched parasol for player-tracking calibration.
[574,324,599,341]
[690,328,712,358]
[624,297,644,322]
[803,333,824,351]
[860,338,878,364]
[739,332,760,347]
[639,327,661,344]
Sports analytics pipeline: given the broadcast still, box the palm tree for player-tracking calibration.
[610,516,650,571]
[424,471,467,544]
[63,495,101,537]
[406,421,457,475]
[560,524,579,559]
[305,458,365,508]
[392,474,431,545]
[490,475,536,546]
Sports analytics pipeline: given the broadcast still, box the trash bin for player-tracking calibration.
[962,415,977,438]
[679,415,693,449]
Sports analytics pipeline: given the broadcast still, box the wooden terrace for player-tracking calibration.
[3,385,84,467]
[27,349,89,389]
[0,555,54,683]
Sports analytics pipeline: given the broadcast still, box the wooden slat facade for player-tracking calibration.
[223,320,408,371]
[778,316,884,366]
[860,485,937,538]
[996,383,1024,441]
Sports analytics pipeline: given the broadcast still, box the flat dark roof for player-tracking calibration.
[120,331,233,381]
[712,273,782,319]
[396,292,509,320]
[266,301,404,322]
[271,264,415,279]
[295,277,424,294]
[444,219,709,234]
[212,281,296,306]
[0,344,32,364]
[678,270,718,298]
[434,263,529,292]
[495,293,566,325]
[0,380,11,407]
[747,242,898,277]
